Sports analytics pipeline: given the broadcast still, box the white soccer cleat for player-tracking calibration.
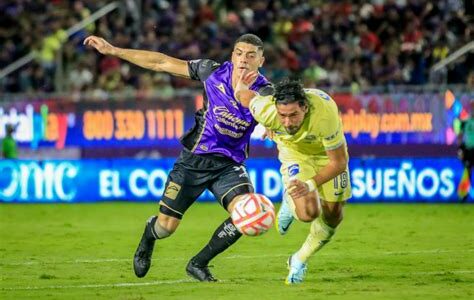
[276,195,294,235]
[285,254,307,285]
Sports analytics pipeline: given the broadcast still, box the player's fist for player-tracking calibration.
[240,70,258,86]
[83,36,116,56]
[288,179,309,199]
[261,128,274,140]
[234,70,258,107]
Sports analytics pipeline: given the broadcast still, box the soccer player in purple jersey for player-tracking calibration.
[84,34,273,281]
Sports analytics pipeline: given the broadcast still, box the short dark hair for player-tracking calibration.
[234,34,264,52]
[5,124,15,134]
[274,79,307,107]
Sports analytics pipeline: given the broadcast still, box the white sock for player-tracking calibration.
[295,217,335,263]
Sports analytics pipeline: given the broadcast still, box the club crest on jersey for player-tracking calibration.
[288,164,300,177]
[216,83,226,95]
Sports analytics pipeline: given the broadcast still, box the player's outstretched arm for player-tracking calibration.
[314,145,348,186]
[83,35,190,78]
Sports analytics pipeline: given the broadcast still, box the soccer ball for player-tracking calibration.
[231,193,275,236]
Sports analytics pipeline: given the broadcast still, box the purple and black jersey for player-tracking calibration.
[181,59,273,164]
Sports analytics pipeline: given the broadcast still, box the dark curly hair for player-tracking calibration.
[274,79,308,107]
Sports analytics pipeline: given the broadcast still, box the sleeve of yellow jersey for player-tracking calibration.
[320,101,345,151]
[248,94,280,129]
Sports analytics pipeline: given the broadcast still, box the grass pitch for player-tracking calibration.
[0,202,473,300]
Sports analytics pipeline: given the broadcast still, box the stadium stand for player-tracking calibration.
[1,0,473,96]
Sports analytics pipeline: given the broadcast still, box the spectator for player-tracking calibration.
[1,124,18,159]
[457,101,474,202]
[1,0,472,94]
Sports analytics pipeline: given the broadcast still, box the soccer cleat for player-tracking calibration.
[133,216,157,278]
[186,259,217,282]
[285,254,307,285]
[276,195,294,235]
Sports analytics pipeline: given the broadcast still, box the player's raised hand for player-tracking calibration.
[83,36,116,56]
[288,179,310,199]
[235,70,257,93]
[234,70,258,107]
[240,70,258,86]
[261,128,274,140]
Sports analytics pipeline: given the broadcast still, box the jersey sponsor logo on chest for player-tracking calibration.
[213,106,251,135]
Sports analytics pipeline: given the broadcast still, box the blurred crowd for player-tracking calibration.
[1,0,473,97]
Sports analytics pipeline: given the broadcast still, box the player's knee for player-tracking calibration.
[308,207,320,220]
[297,213,317,223]
[293,193,320,222]
[295,207,319,222]
[303,194,321,221]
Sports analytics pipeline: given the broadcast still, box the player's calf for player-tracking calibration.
[187,217,242,282]
[291,205,341,270]
[320,200,344,228]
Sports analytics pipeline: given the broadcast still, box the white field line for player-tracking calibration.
[1,249,473,267]
[383,249,474,255]
[2,270,474,291]
[1,279,197,291]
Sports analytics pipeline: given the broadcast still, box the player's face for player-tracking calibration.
[276,102,308,135]
[231,42,265,76]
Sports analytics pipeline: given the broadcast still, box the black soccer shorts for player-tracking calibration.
[159,149,254,219]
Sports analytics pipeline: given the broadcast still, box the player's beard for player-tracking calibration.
[285,125,300,135]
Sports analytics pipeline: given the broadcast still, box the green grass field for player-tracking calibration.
[0,203,473,300]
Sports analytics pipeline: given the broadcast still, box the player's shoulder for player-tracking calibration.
[305,88,338,113]
[188,58,221,68]
[253,93,274,101]
[249,94,276,124]
[304,88,333,102]
[256,78,274,96]
[306,89,339,125]
[249,93,274,108]
[188,59,222,81]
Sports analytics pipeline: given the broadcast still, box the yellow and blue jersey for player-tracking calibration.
[249,88,346,163]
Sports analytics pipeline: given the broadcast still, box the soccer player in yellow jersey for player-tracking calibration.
[236,75,352,284]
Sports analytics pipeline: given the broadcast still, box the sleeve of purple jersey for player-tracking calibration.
[187,59,220,81]
[257,84,274,96]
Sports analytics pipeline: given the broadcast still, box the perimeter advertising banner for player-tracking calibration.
[0,157,468,203]
[0,99,188,149]
[1,90,472,149]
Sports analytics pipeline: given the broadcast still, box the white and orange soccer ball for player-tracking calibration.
[231,193,275,236]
